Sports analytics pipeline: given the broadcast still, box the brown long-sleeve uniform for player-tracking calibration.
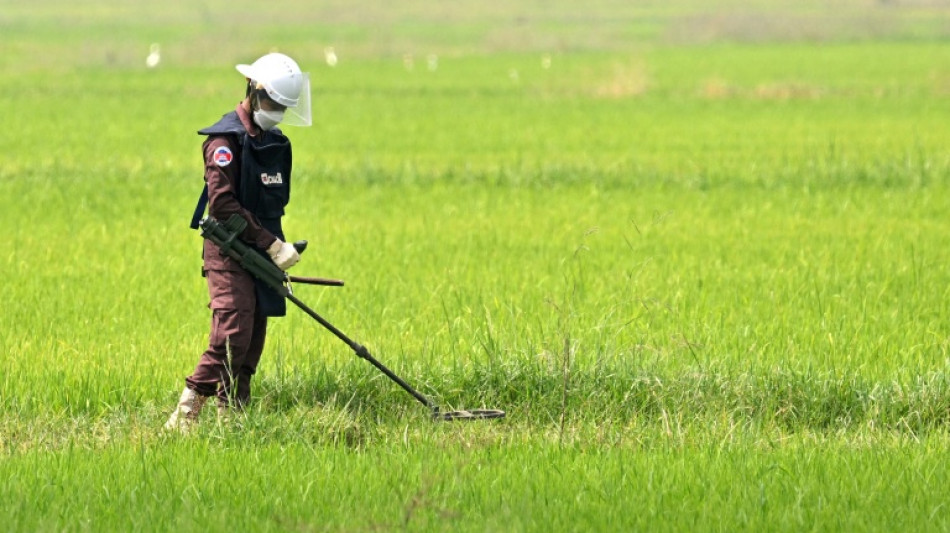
[185,104,278,405]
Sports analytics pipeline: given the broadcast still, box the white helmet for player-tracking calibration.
[236,52,312,126]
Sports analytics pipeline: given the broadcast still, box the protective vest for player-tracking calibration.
[192,111,294,317]
[194,111,292,237]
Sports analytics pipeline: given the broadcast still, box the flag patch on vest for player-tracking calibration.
[213,146,233,167]
[260,172,283,185]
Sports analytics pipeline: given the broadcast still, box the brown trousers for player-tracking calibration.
[186,269,267,406]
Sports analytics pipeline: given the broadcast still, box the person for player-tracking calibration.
[165,52,313,430]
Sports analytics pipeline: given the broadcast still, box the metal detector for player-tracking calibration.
[198,215,506,422]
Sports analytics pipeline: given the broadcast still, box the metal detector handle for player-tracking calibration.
[199,215,289,296]
[287,240,344,286]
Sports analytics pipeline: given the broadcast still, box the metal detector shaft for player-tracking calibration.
[284,293,434,410]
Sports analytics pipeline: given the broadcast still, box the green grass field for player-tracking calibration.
[3,1,950,531]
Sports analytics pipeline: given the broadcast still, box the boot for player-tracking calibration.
[163,387,209,431]
[236,373,252,409]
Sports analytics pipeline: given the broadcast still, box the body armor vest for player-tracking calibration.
[195,111,294,317]
[197,111,292,237]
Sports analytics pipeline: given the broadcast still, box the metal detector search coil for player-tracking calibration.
[198,215,506,422]
[434,409,507,421]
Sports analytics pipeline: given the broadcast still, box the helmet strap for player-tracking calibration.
[250,90,270,113]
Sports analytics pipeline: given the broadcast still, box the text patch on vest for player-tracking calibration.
[260,172,283,185]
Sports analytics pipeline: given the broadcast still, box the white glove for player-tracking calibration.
[267,239,300,271]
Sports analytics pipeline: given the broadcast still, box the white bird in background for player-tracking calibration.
[427,54,438,71]
[324,47,338,67]
[146,43,161,69]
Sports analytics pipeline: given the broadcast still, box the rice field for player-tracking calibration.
[3,1,950,531]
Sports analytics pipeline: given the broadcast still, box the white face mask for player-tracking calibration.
[254,109,284,131]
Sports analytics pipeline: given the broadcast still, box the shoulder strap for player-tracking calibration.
[189,184,209,229]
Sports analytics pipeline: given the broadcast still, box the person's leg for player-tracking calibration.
[187,307,256,404]
[167,270,256,428]
[235,311,268,408]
